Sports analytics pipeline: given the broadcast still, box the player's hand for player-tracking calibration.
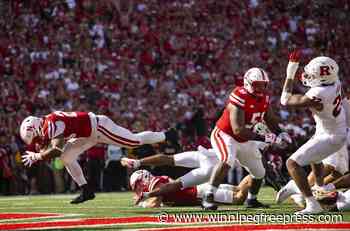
[288,50,301,63]
[276,132,293,148]
[121,157,141,169]
[134,192,149,205]
[264,133,287,149]
[22,151,42,167]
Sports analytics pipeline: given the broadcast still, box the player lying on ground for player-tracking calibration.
[130,169,252,208]
[122,145,218,198]
[19,111,177,204]
[123,141,280,205]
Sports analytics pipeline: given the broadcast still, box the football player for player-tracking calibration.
[19,111,177,204]
[122,145,218,196]
[129,169,252,208]
[278,51,347,214]
[202,68,292,210]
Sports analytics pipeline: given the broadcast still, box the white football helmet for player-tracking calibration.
[129,169,153,191]
[301,56,339,88]
[243,67,269,97]
[20,116,43,145]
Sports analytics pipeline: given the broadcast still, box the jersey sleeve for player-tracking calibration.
[43,120,65,140]
[305,87,323,101]
[148,176,169,191]
[228,88,246,108]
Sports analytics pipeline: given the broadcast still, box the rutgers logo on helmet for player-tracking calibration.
[243,67,269,97]
[129,169,153,192]
[20,116,43,145]
[301,56,339,88]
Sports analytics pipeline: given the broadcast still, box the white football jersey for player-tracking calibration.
[305,81,347,135]
[343,97,350,127]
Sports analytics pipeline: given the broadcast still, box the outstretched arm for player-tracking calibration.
[22,136,65,167]
[121,154,175,169]
[280,50,322,108]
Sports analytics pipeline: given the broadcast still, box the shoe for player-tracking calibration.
[246,198,269,208]
[276,184,294,204]
[165,128,178,143]
[70,187,95,204]
[295,202,323,214]
[201,192,218,210]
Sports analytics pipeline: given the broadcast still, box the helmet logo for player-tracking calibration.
[320,66,330,76]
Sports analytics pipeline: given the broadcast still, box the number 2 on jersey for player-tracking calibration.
[333,95,342,117]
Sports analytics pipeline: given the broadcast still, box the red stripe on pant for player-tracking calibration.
[98,126,140,145]
[97,127,140,148]
[213,128,228,162]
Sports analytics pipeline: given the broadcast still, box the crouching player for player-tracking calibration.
[130,169,252,208]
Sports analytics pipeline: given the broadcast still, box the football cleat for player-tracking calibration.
[201,192,218,210]
[70,186,95,204]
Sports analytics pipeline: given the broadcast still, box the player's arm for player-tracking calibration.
[228,103,264,141]
[22,135,65,167]
[39,135,65,160]
[139,196,163,208]
[264,107,282,134]
[121,154,175,169]
[280,50,323,109]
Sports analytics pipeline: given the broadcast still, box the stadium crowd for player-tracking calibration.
[0,0,350,195]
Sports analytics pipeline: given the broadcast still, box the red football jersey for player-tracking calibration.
[146,176,199,206]
[216,87,269,142]
[41,111,92,142]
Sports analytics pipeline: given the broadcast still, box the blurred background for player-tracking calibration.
[0,0,349,195]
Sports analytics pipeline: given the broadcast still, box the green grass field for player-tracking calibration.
[0,187,349,230]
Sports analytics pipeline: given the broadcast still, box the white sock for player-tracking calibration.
[135,131,165,144]
[247,192,257,200]
[65,161,87,187]
[286,180,301,194]
[305,196,319,207]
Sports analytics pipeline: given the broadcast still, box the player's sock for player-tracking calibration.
[135,131,166,144]
[65,161,87,186]
[336,191,350,211]
[287,180,301,194]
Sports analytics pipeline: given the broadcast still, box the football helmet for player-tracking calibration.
[20,116,43,145]
[243,67,269,97]
[301,56,339,88]
[129,169,153,192]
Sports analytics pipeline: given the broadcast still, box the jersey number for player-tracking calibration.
[332,95,342,117]
[54,111,77,117]
[250,112,265,124]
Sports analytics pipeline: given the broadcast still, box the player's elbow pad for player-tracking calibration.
[280,92,291,106]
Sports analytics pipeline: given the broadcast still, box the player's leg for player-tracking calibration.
[237,141,268,208]
[201,127,236,210]
[231,175,253,205]
[60,137,97,204]
[96,115,174,148]
[285,134,344,214]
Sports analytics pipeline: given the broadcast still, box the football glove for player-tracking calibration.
[22,151,42,167]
